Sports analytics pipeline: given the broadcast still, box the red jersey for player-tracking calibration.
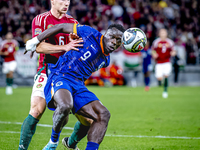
[152,38,174,64]
[32,11,78,74]
[0,39,18,62]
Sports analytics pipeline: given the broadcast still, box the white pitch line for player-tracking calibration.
[1,121,200,140]
[105,134,200,139]
[0,131,200,140]
[0,121,73,130]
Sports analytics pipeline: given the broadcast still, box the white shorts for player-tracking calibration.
[155,62,172,78]
[31,73,47,100]
[2,60,17,74]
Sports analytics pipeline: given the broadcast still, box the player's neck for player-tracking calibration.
[50,9,64,19]
[160,37,166,41]
[103,38,109,55]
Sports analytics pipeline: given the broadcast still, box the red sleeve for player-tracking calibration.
[32,16,43,38]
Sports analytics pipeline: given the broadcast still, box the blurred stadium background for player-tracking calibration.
[0,0,200,149]
[0,0,200,87]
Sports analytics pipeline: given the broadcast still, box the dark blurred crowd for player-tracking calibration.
[0,0,200,65]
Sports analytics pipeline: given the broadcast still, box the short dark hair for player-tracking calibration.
[108,24,125,33]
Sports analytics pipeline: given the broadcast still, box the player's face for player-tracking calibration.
[6,32,13,41]
[51,0,70,14]
[104,28,123,53]
[159,29,167,39]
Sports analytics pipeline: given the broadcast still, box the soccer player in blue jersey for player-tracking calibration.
[141,41,152,91]
[26,23,125,150]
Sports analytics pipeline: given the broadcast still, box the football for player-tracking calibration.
[122,27,147,53]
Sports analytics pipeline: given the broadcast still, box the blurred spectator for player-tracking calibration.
[107,61,124,86]
[0,32,18,95]
[85,70,105,86]
[173,38,186,84]
[0,0,199,90]
[85,61,124,86]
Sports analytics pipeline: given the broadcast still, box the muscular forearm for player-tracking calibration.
[37,23,74,42]
[36,42,65,54]
[25,23,77,53]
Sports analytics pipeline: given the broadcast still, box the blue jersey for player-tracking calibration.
[141,48,151,73]
[45,24,110,112]
[48,24,110,82]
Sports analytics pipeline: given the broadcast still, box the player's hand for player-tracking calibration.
[24,37,40,54]
[24,39,36,54]
[69,33,80,41]
[152,50,158,59]
[64,38,83,52]
[3,51,9,56]
[170,50,176,57]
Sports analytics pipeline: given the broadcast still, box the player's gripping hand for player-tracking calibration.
[64,33,83,51]
[69,33,80,41]
[24,37,40,54]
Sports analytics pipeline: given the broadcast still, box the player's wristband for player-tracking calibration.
[32,37,40,45]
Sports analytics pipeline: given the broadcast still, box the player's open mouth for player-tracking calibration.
[63,8,68,11]
[109,46,114,51]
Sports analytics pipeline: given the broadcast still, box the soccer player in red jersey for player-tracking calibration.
[152,28,176,98]
[0,32,18,95]
[19,0,88,150]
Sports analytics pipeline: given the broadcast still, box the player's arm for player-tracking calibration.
[168,40,176,57]
[30,17,73,54]
[36,42,68,54]
[26,23,82,53]
[170,46,176,57]
[0,44,9,56]
[151,41,159,59]
[37,23,75,42]
[36,33,81,54]
[151,50,158,59]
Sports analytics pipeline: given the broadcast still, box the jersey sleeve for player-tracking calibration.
[73,24,98,38]
[13,40,19,51]
[103,56,110,68]
[32,16,43,38]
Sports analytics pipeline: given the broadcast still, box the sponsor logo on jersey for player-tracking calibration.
[36,84,42,88]
[35,28,42,35]
[47,24,54,29]
[91,44,96,50]
[98,61,105,70]
[56,81,63,87]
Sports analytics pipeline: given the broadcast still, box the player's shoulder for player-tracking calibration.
[1,40,8,45]
[166,38,174,45]
[33,11,50,22]
[34,11,50,19]
[1,40,8,46]
[11,39,18,45]
[153,38,161,45]
[64,14,79,23]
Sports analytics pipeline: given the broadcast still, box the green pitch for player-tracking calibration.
[0,86,200,150]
